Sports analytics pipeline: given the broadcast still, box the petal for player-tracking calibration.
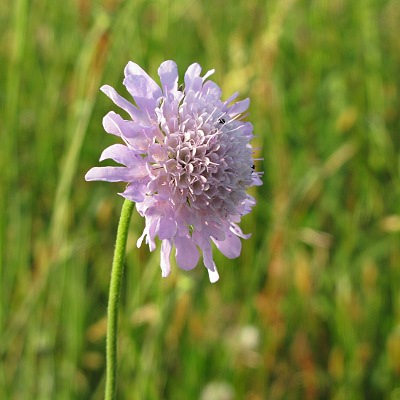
[252,173,263,186]
[102,112,122,136]
[137,228,147,248]
[99,144,140,167]
[202,68,215,81]
[119,181,147,202]
[158,217,177,240]
[230,223,251,240]
[147,175,170,198]
[147,216,158,252]
[158,60,178,94]
[123,127,150,153]
[202,80,222,99]
[202,243,217,272]
[123,61,162,114]
[228,98,250,116]
[85,166,143,182]
[240,195,257,216]
[160,239,172,277]
[192,230,215,271]
[207,267,219,283]
[213,231,242,259]
[184,63,203,92]
[203,221,226,242]
[100,85,142,121]
[174,236,199,270]
[234,121,253,138]
[103,112,149,152]
[223,91,239,106]
[184,63,201,80]
[148,143,168,163]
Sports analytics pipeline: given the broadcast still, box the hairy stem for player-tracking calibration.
[105,199,134,400]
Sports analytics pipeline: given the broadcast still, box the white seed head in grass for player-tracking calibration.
[85,60,262,282]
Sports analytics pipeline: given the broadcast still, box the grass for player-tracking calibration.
[1,0,400,399]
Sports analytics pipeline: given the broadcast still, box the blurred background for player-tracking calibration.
[1,0,400,399]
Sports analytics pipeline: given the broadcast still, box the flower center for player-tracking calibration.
[150,93,253,217]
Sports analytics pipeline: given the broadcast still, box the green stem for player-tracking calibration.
[105,199,134,400]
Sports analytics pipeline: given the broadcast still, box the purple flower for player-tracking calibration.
[86,60,262,282]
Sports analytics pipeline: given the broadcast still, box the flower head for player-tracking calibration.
[86,60,262,282]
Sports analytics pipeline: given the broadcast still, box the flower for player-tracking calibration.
[85,60,262,282]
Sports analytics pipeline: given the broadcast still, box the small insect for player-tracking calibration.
[251,164,255,170]
[218,117,226,124]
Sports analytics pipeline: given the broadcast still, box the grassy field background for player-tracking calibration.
[1,0,400,399]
